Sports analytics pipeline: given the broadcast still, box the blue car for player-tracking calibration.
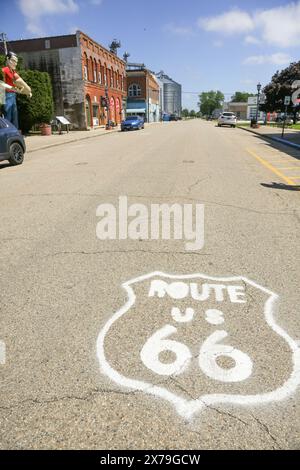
[121,115,144,131]
[0,117,25,165]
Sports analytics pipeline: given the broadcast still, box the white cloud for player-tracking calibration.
[198,1,300,48]
[163,23,195,37]
[69,25,80,34]
[243,53,292,66]
[18,0,79,35]
[198,9,254,35]
[255,2,300,48]
[244,35,261,45]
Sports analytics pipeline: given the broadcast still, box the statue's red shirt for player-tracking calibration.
[1,66,20,92]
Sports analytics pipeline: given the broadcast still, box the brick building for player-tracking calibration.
[126,65,160,122]
[8,31,127,129]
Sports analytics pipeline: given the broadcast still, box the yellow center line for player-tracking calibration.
[276,167,300,170]
[260,160,297,164]
[246,148,297,186]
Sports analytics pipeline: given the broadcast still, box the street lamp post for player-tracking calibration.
[105,86,111,130]
[255,82,261,124]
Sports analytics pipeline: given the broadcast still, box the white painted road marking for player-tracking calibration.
[205,309,225,325]
[140,325,192,376]
[97,272,300,420]
[198,330,253,383]
[0,340,5,365]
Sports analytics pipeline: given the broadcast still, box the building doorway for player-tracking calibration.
[85,95,92,128]
[110,97,115,123]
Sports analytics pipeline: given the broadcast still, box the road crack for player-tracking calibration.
[250,414,282,449]
[0,387,139,413]
[48,250,212,257]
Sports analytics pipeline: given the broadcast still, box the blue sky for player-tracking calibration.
[0,0,299,109]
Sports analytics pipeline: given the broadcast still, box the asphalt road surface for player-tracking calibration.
[0,120,300,449]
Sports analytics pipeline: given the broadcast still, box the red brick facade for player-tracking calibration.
[80,32,127,127]
[126,70,159,104]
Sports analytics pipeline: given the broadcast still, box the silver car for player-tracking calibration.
[218,112,237,128]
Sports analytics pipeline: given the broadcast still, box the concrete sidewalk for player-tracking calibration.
[238,124,300,150]
[24,125,119,153]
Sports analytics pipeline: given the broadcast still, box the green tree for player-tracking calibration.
[198,90,224,116]
[260,61,300,123]
[189,109,196,118]
[181,108,190,118]
[231,91,254,102]
[17,70,54,133]
[0,55,54,132]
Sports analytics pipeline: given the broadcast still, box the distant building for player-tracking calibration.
[223,98,265,121]
[126,64,160,122]
[224,102,248,120]
[8,31,127,129]
[155,71,182,118]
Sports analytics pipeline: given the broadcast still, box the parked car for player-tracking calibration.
[217,112,237,128]
[275,115,293,124]
[121,116,144,131]
[169,114,178,121]
[0,117,25,165]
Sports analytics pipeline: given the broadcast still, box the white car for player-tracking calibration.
[218,112,237,128]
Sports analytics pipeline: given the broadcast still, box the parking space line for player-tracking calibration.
[246,148,297,186]
[275,167,300,170]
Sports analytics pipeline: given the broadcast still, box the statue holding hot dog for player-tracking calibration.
[1,51,32,128]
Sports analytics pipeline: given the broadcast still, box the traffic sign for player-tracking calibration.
[284,96,291,106]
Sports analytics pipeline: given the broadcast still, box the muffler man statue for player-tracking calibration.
[1,51,32,128]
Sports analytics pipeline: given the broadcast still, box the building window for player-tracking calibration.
[45,39,50,49]
[84,66,88,80]
[110,70,114,88]
[94,60,97,83]
[89,57,93,81]
[104,67,107,86]
[128,84,141,97]
[98,62,102,84]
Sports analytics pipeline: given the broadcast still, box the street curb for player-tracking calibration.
[26,128,119,154]
[237,126,300,151]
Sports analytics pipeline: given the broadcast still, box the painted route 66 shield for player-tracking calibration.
[97,272,300,420]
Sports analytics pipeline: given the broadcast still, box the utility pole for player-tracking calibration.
[282,96,291,139]
[255,82,261,124]
[0,33,8,55]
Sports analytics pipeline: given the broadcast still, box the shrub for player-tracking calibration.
[0,54,54,132]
